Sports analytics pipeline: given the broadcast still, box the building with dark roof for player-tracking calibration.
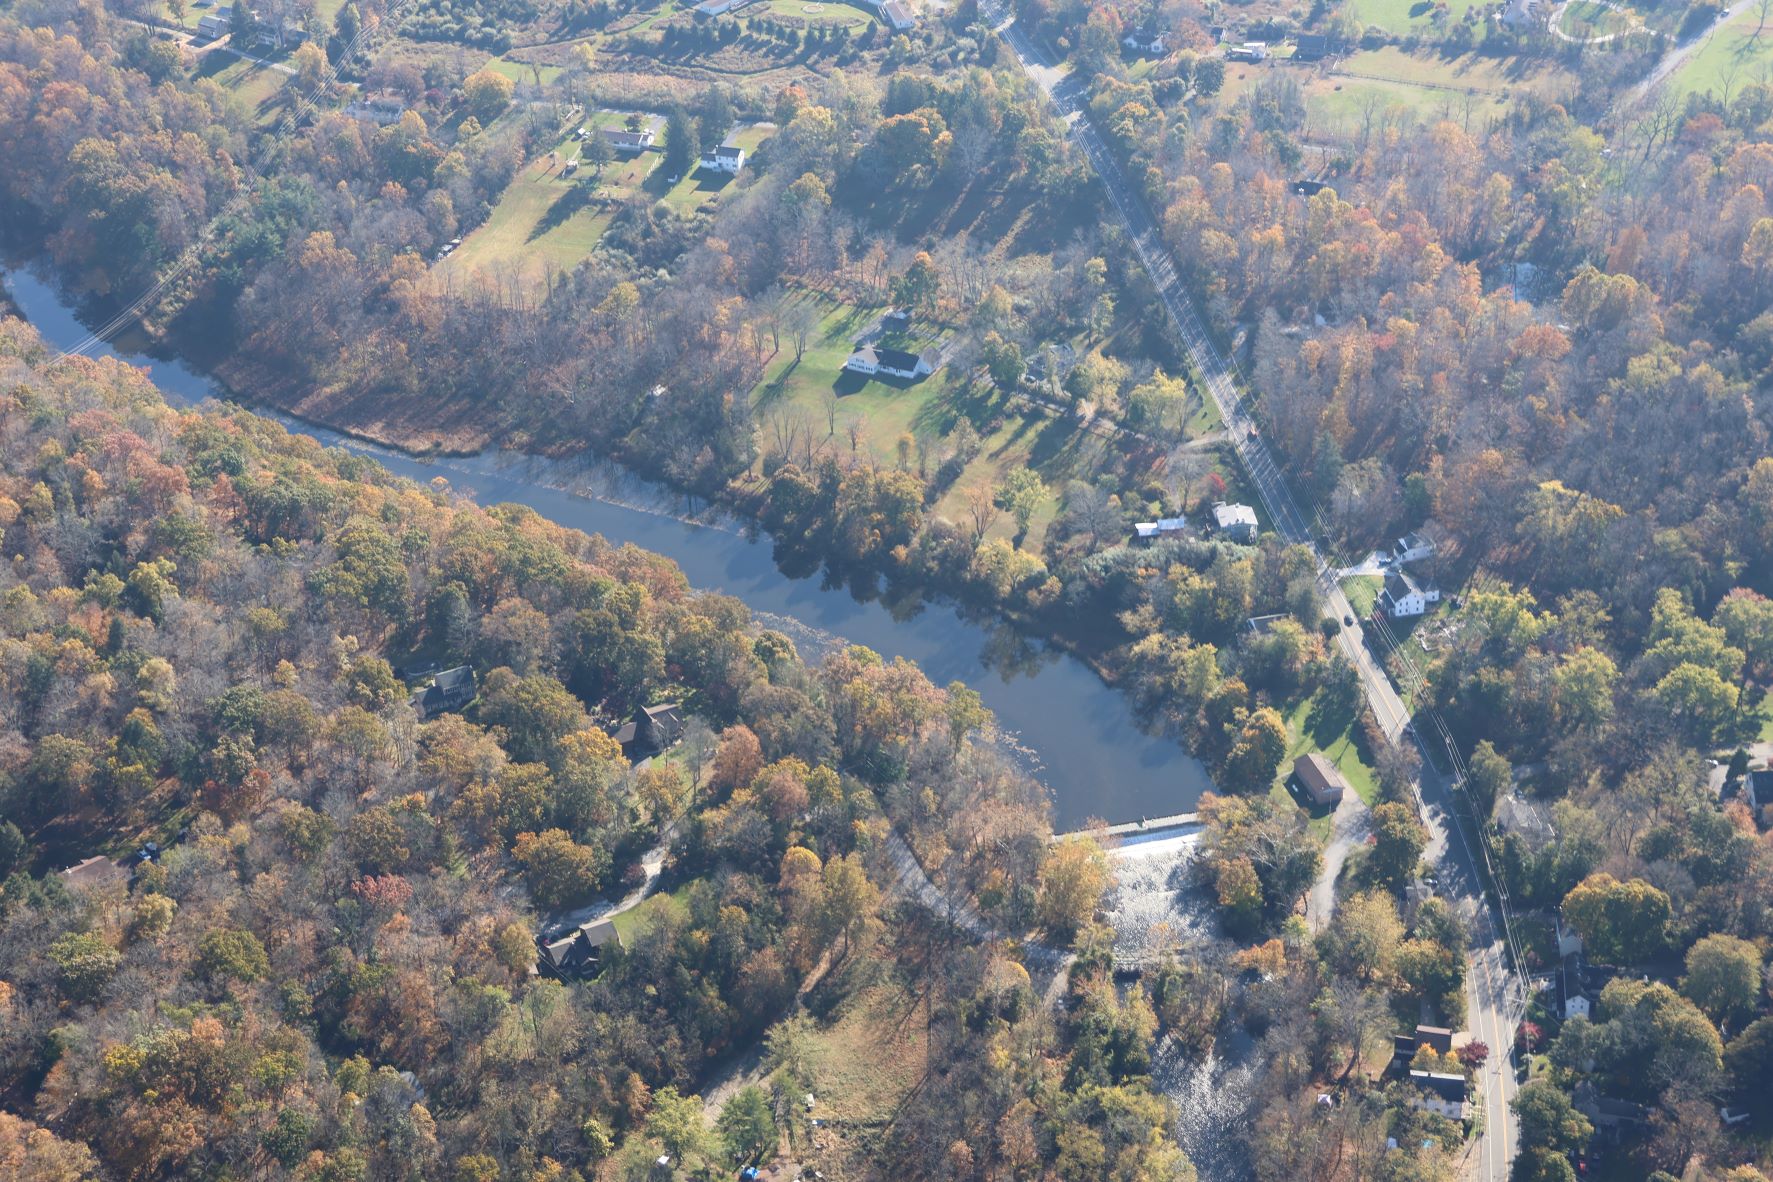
[698,143,746,174]
[614,703,685,761]
[410,665,476,719]
[844,345,936,380]
[1408,1070,1468,1119]
[1381,569,1440,618]
[537,918,623,980]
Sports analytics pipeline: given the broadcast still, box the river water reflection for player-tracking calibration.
[3,265,1215,829]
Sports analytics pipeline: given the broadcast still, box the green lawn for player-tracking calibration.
[1347,0,1487,35]
[757,0,873,23]
[1278,690,1380,809]
[750,290,1083,550]
[1306,48,1575,137]
[609,883,690,944]
[1664,9,1773,101]
[441,119,662,289]
[1343,574,1383,617]
[1559,0,1634,36]
[194,50,287,123]
[649,121,773,210]
[486,56,563,84]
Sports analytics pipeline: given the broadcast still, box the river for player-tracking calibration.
[2,265,1216,830]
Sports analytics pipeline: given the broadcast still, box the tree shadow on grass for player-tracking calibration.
[528,181,594,243]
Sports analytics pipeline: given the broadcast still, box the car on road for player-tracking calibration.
[1343,614,1354,626]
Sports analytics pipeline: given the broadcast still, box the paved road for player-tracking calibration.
[981,6,1522,1175]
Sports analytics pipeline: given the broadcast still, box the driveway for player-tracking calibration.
[1306,790,1371,931]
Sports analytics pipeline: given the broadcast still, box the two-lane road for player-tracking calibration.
[981,6,1521,1174]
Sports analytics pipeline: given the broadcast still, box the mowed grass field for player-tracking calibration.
[1348,0,1487,34]
[1306,47,1575,135]
[195,50,287,123]
[440,115,661,288]
[1665,8,1773,101]
[757,0,874,25]
[751,291,1084,549]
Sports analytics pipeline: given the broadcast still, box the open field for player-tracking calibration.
[1349,0,1487,35]
[757,0,874,24]
[440,115,661,287]
[1300,48,1576,135]
[486,56,564,83]
[1280,691,1379,807]
[751,291,1085,549]
[195,49,287,122]
[1662,7,1773,100]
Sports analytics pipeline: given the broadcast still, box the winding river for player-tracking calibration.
[3,265,1215,829]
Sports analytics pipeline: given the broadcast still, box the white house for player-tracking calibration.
[698,143,746,173]
[879,0,916,29]
[1211,501,1258,543]
[844,345,935,380]
[1408,1071,1467,1121]
[1134,516,1187,542]
[603,127,655,152]
[1121,26,1167,54]
[1391,530,1436,565]
[1381,569,1439,618]
[1564,993,1591,1021]
[1499,0,1540,29]
[345,93,409,125]
[1228,41,1268,61]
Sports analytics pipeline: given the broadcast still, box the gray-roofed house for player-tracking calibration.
[878,0,916,29]
[1495,794,1557,851]
[1122,26,1167,54]
[1381,569,1440,618]
[603,127,656,152]
[1408,1071,1467,1120]
[1211,501,1258,543]
[1391,530,1437,565]
[614,703,685,760]
[410,665,476,720]
[1292,752,1347,807]
[537,917,624,980]
[1133,516,1187,543]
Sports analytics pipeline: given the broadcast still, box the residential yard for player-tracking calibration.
[650,121,773,210]
[194,49,287,122]
[608,881,690,944]
[750,290,1097,551]
[1663,7,1773,101]
[1343,573,1383,617]
[439,114,662,289]
[1275,689,1380,816]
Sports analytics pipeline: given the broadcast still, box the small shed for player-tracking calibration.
[1133,516,1187,543]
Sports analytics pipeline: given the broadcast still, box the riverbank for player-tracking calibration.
[2,261,1218,829]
